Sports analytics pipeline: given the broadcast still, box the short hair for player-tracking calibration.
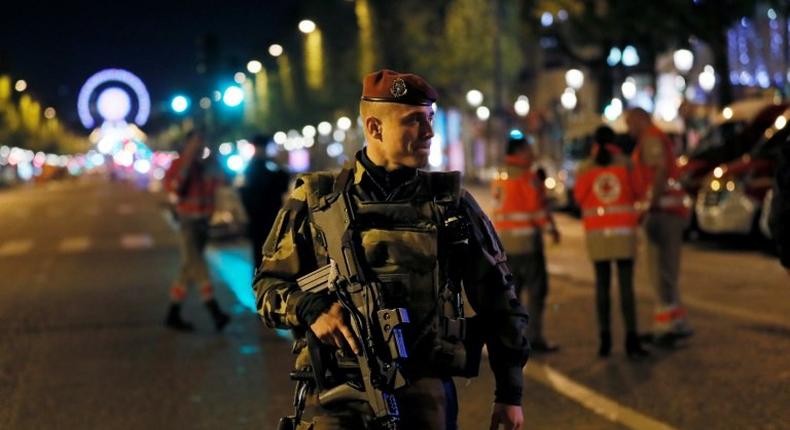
[593,125,615,145]
[506,136,529,155]
[251,134,273,148]
[626,107,651,121]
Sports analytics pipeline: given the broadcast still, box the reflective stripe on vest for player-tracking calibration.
[586,227,636,236]
[501,226,539,236]
[581,204,636,218]
[492,210,547,223]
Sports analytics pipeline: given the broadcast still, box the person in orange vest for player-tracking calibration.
[625,108,693,345]
[574,126,649,358]
[492,134,560,353]
[163,130,230,332]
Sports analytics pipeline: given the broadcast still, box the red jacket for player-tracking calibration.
[164,156,221,217]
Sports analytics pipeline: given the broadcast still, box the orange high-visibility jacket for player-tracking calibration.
[574,154,644,261]
[632,126,690,218]
[574,158,643,232]
[491,156,548,254]
[164,156,221,217]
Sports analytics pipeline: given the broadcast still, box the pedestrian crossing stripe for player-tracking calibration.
[58,237,91,253]
[0,239,34,256]
[120,234,154,249]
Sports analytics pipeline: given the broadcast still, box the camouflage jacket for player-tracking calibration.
[252,152,529,405]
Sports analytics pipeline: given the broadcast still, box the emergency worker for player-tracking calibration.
[574,126,648,358]
[252,70,529,430]
[625,108,692,343]
[163,130,230,332]
[491,135,560,353]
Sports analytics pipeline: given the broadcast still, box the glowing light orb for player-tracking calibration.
[97,87,132,122]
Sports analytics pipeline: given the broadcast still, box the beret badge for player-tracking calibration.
[390,78,408,98]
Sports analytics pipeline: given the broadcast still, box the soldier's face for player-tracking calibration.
[380,104,435,169]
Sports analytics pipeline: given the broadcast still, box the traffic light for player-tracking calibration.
[170,95,190,113]
[222,86,244,107]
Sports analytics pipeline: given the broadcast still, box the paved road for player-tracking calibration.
[0,177,787,429]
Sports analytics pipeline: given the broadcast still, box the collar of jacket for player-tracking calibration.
[354,149,418,192]
[504,154,532,169]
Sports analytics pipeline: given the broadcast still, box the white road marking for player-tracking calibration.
[120,234,154,250]
[117,204,134,215]
[58,237,91,253]
[524,362,678,430]
[0,239,34,257]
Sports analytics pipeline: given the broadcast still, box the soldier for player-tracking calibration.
[491,134,560,353]
[625,108,693,344]
[253,70,529,430]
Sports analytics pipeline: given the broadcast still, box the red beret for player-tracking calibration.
[360,69,438,106]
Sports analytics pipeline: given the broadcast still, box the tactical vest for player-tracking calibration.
[298,168,480,378]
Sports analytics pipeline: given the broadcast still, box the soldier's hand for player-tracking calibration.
[309,302,360,355]
[489,403,523,430]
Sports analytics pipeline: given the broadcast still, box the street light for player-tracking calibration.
[621,77,637,100]
[14,80,27,92]
[199,97,211,109]
[622,45,640,67]
[560,88,577,110]
[317,121,332,136]
[673,49,694,74]
[336,116,352,131]
[466,89,483,107]
[44,107,56,119]
[247,60,263,74]
[170,95,190,113]
[475,106,490,121]
[514,95,530,117]
[565,69,584,90]
[268,44,284,57]
[298,19,316,34]
[234,72,247,84]
[699,65,716,92]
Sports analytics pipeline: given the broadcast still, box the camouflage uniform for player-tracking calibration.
[253,151,529,429]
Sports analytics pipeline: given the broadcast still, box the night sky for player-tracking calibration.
[1,1,304,127]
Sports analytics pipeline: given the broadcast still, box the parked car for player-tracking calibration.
[695,107,789,238]
[678,99,786,201]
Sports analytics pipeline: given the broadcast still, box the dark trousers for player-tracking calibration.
[509,239,549,343]
[593,259,637,334]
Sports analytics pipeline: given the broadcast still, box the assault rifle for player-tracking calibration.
[292,184,410,430]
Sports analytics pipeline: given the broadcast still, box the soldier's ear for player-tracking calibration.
[365,116,383,142]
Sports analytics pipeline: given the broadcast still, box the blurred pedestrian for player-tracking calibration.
[574,126,649,358]
[239,135,290,272]
[625,108,692,344]
[492,134,560,353]
[163,130,230,332]
[769,138,790,276]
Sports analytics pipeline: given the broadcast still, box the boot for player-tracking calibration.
[205,299,230,332]
[626,332,649,359]
[165,303,194,332]
[598,331,611,358]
